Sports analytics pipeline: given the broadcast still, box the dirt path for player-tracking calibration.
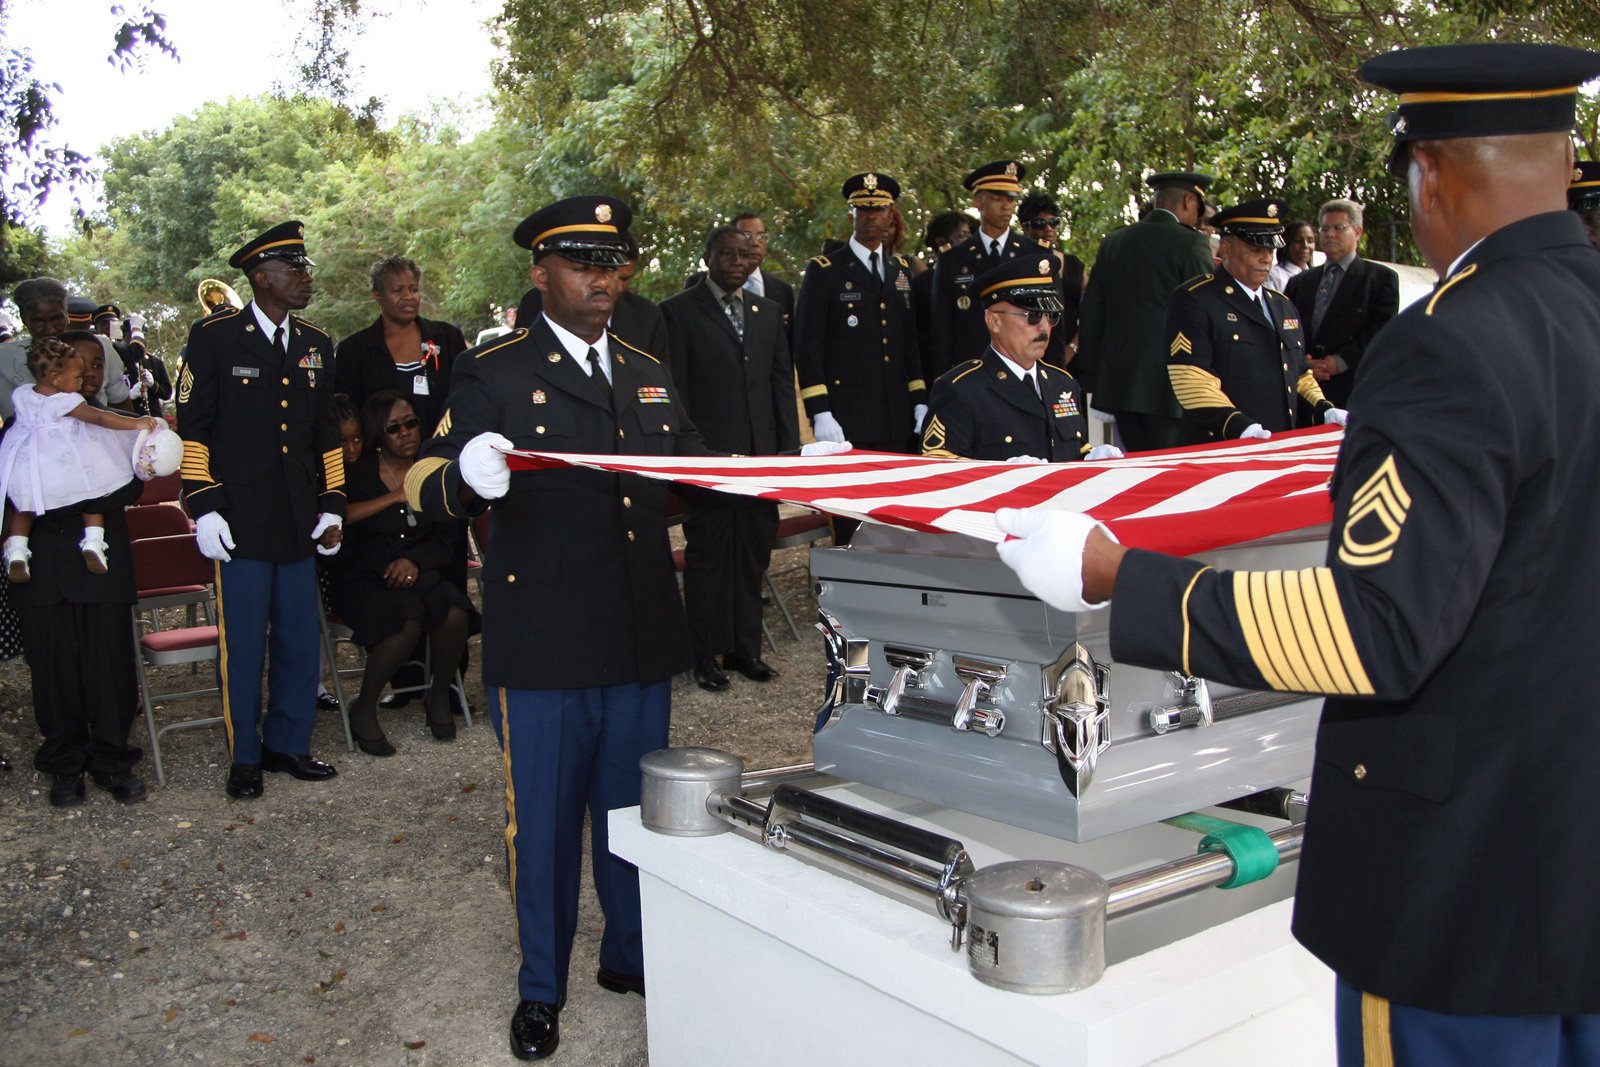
[0,547,824,1066]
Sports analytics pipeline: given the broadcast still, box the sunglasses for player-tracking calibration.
[384,416,421,435]
[1022,217,1063,230]
[993,309,1063,327]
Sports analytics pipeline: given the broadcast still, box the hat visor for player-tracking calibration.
[536,241,631,267]
[1227,231,1286,249]
[990,288,1065,313]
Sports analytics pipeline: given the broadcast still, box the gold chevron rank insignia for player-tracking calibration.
[1170,332,1193,358]
[921,415,947,453]
[1337,453,1411,568]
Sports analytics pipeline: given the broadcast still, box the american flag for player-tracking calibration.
[504,426,1342,555]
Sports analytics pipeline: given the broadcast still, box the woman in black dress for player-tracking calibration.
[326,391,471,754]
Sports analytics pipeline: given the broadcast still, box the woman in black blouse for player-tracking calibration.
[327,391,471,754]
[334,257,467,437]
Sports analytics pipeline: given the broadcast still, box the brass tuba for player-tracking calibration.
[197,278,243,316]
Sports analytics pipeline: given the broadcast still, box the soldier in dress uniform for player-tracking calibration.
[995,42,1600,1065]
[177,221,347,800]
[404,195,714,1062]
[794,171,926,454]
[1570,159,1600,249]
[922,254,1120,463]
[1164,198,1347,444]
[926,160,1048,378]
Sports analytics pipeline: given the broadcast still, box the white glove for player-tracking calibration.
[459,431,514,499]
[811,412,846,444]
[993,507,1116,614]
[1322,407,1349,427]
[311,513,343,556]
[1085,444,1124,461]
[801,441,853,456]
[1004,455,1045,464]
[1239,423,1272,440]
[1088,407,1117,425]
[195,512,235,562]
[140,367,156,389]
[913,404,928,435]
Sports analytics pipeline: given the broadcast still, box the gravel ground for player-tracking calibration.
[0,540,827,1066]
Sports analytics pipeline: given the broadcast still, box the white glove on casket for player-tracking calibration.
[1322,407,1349,427]
[811,412,846,445]
[1004,455,1045,464]
[801,441,854,456]
[1084,444,1124,461]
[1239,423,1272,440]
[913,404,928,435]
[195,512,235,562]
[311,513,343,556]
[994,507,1116,614]
[459,431,514,500]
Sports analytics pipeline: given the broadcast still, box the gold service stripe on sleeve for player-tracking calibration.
[321,449,345,491]
[1232,567,1374,695]
[1167,364,1233,410]
[1296,370,1328,406]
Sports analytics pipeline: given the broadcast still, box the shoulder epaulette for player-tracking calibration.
[290,313,330,337]
[1184,273,1216,291]
[950,359,984,384]
[197,307,242,328]
[1424,263,1477,316]
[893,254,909,268]
[610,332,662,365]
[472,328,528,359]
[1038,360,1071,377]
[809,254,833,268]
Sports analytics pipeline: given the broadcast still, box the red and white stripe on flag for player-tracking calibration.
[503,425,1341,556]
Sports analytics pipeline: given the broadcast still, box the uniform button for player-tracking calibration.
[536,425,545,434]
[1232,334,1240,341]
[880,319,888,327]
[1282,362,1288,370]
[833,379,841,386]
[879,302,887,309]
[280,400,288,409]
[280,423,288,431]
[282,377,290,385]
[1004,435,1014,443]
[617,429,625,438]
[883,356,890,363]
[661,423,670,431]
[1353,763,1367,781]
[281,446,289,454]
[881,338,889,345]
[627,531,636,542]
[507,574,516,583]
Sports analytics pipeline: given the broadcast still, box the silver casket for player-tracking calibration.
[810,522,1328,842]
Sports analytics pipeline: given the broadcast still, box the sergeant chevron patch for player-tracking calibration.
[1337,453,1410,567]
[1170,332,1193,357]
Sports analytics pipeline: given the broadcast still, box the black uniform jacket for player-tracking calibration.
[1076,209,1216,408]
[1165,272,1330,443]
[1285,256,1401,408]
[408,316,712,691]
[921,347,1088,462]
[794,245,925,444]
[176,304,346,561]
[334,315,468,436]
[659,282,799,456]
[927,230,1050,379]
[1111,212,1600,1014]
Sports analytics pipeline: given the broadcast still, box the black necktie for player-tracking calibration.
[1313,262,1341,333]
[585,346,612,406]
[723,293,744,341]
[990,238,1002,262]
[273,325,287,355]
[868,249,880,282]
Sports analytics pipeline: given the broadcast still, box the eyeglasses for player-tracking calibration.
[1022,217,1063,230]
[383,416,421,435]
[992,309,1062,326]
[1317,223,1352,234]
[741,231,770,244]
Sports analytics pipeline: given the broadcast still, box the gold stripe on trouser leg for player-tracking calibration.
[1362,991,1394,1067]
[214,561,235,757]
[499,688,520,949]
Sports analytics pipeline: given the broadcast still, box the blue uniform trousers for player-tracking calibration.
[1337,978,1600,1066]
[214,556,320,765]
[490,682,671,1004]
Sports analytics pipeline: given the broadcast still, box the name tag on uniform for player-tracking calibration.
[413,375,430,396]
[839,291,862,303]
[955,274,974,285]
[232,366,259,377]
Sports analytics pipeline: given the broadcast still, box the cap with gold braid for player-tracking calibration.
[1359,43,1600,177]
[228,221,315,272]
[1212,198,1290,249]
[1570,160,1600,213]
[963,160,1027,196]
[841,172,900,208]
[513,195,633,265]
[974,253,1063,312]
[66,296,96,326]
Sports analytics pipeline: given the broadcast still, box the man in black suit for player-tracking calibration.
[995,43,1600,1063]
[177,221,347,800]
[1285,199,1400,408]
[661,224,799,691]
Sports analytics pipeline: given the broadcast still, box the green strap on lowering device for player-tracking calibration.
[1163,812,1279,889]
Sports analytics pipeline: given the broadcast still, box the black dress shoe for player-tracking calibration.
[226,763,263,799]
[693,662,730,692]
[49,773,86,808]
[722,654,778,682]
[354,734,397,757]
[509,999,560,1061]
[91,772,148,804]
[260,751,338,781]
[0,749,12,772]
[596,965,646,997]
[315,691,342,712]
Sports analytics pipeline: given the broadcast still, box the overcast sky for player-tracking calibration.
[11,0,501,232]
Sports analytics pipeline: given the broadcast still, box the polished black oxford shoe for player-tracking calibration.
[596,965,645,998]
[315,691,342,712]
[693,661,730,692]
[226,762,263,799]
[722,654,778,683]
[92,772,148,804]
[509,999,560,1061]
[49,772,86,808]
[260,751,338,780]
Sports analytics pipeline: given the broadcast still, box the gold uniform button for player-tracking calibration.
[1282,362,1289,370]
[661,423,670,431]
[282,377,290,385]
[507,574,516,583]
[626,531,635,542]
[280,423,288,431]
[883,356,890,363]
[280,400,288,408]
[622,496,632,508]
[617,429,625,438]
[1353,763,1368,781]
[1232,334,1240,341]
[536,425,545,434]
[1004,435,1014,444]
[879,302,887,309]
[281,446,289,454]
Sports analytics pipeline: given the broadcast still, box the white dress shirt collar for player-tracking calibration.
[542,313,613,383]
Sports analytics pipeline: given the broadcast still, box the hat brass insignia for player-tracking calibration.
[595,204,613,223]
[1577,167,1586,183]
[1394,115,1408,134]
[296,224,305,237]
[1267,203,1279,217]
[1005,162,1018,177]
[864,173,878,191]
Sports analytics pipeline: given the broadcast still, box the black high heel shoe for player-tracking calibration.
[348,705,396,757]
[425,696,456,741]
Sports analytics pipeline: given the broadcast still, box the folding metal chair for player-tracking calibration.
[322,611,474,729]
[126,501,193,543]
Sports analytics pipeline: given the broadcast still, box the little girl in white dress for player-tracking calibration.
[0,336,165,581]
